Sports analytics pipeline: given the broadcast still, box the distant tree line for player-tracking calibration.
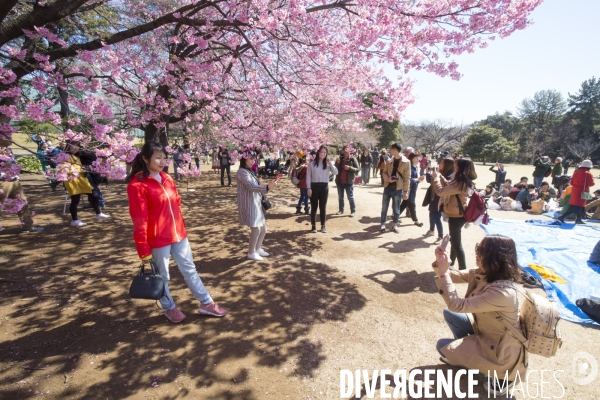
[402,77,600,163]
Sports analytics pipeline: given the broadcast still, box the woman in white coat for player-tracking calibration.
[237,149,279,261]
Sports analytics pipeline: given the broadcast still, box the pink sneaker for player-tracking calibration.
[164,307,186,323]
[198,302,227,317]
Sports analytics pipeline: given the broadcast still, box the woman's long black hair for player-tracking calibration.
[313,145,329,169]
[126,141,167,183]
[452,158,477,191]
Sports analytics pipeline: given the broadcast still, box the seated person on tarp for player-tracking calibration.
[432,235,525,396]
[480,184,496,199]
[515,184,536,210]
[499,179,512,197]
[538,181,557,202]
[590,240,600,265]
[507,183,526,200]
[585,191,600,219]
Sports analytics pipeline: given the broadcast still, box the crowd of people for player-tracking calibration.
[1,137,592,396]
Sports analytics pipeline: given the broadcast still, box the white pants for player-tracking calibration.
[248,223,267,255]
[152,237,212,311]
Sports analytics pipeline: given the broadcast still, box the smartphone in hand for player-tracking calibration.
[440,234,451,251]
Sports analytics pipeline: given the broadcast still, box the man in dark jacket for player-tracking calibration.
[335,145,360,217]
[533,155,551,189]
[489,163,507,190]
[370,147,380,178]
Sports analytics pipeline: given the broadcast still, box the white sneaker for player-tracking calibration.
[257,248,269,257]
[434,237,443,244]
[96,213,110,220]
[392,224,400,233]
[380,224,386,232]
[247,252,263,261]
[71,220,86,227]
[424,230,434,237]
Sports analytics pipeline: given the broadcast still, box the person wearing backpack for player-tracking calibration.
[294,155,309,215]
[432,235,526,396]
[432,159,477,270]
[532,155,551,189]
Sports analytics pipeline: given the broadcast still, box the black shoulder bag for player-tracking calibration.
[251,171,271,211]
[129,260,165,300]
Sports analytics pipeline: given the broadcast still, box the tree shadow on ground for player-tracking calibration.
[364,270,438,294]
[0,173,366,398]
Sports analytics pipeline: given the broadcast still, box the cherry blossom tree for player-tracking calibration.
[1,0,543,218]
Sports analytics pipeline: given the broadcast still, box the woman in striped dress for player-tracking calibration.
[237,150,279,261]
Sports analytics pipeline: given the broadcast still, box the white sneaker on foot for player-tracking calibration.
[247,252,264,261]
[392,224,400,233]
[71,220,86,227]
[380,224,386,232]
[424,230,434,237]
[96,213,110,220]
[257,248,269,257]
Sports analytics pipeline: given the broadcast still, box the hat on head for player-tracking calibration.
[542,155,549,159]
[579,160,593,169]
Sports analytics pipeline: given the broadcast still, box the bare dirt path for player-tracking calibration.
[0,162,598,399]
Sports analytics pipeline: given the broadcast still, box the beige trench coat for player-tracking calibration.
[434,267,527,381]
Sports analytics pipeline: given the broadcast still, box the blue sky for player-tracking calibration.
[397,0,600,125]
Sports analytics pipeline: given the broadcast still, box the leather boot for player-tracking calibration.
[304,206,310,215]
[295,206,302,214]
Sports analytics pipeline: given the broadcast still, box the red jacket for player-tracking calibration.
[127,171,187,258]
[569,168,595,207]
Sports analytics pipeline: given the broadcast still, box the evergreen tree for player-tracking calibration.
[567,77,600,139]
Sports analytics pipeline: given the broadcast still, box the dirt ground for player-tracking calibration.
[1,161,599,400]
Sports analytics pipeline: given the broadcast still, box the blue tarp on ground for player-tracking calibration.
[542,211,600,223]
[481,218,600,326]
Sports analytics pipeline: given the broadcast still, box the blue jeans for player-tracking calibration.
[436,308,474,356]
[420,168,426,176]
[533,176,543,189]
[361,167,370,184]
[297,188,309,208]
[173,161,183,180]
[429,210,443,238]
[380,186,403,224]
[152,237,213,311]
[87,175,105,208]
[337,183,355,213]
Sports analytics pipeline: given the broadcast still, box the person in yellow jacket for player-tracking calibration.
[63,141,109,227]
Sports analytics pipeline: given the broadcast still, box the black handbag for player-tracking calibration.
[261,195,272,211]
[129,260,166,300]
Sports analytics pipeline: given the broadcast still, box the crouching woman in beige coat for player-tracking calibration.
[433,235,526,396]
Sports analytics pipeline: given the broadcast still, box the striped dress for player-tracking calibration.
[237,168,268,227]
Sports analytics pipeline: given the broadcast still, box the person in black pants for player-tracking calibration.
[399,153,425,226]
[432,159,477,270]
[219,148,232,186]
[306,147,338,233]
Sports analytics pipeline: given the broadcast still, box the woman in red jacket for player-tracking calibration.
[126,142,226,323]
[558,160,595,224]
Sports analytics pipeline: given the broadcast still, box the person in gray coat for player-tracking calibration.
[237,150,279,261]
